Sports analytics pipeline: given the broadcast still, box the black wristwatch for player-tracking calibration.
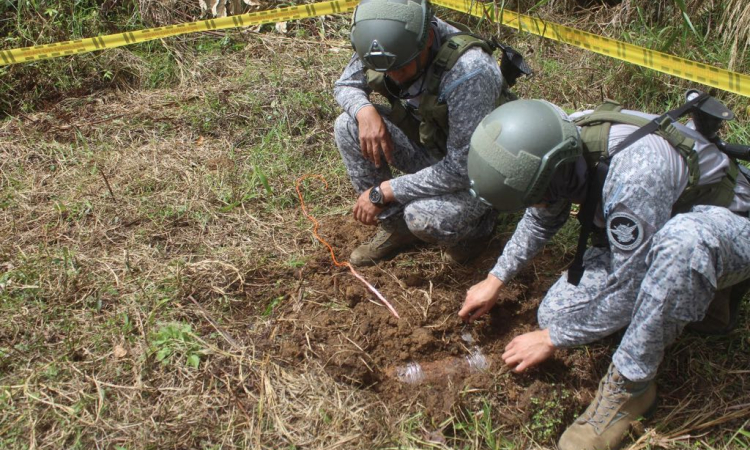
[369,186,387,207]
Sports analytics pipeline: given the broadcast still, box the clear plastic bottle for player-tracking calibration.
[392,347,490,384]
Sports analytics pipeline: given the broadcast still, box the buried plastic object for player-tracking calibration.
[390,347,490,384]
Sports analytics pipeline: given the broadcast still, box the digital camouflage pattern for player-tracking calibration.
[334,18,506,244]
[492,118,750,382]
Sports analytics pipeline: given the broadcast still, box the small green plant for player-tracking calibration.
[149,322,205,369]
[435,400,514,450]
[469,400,508,450]
[529,388,571,442]
[287,257,306,268]
[263,296,285,317]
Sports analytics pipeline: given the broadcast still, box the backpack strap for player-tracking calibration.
[569,102,740,285]
[567,101,622,285]
[574,100,622,165]
[418,33,494,158]
[422,33,493,102]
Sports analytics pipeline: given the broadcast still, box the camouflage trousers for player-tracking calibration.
[333,111,495,245]
[538,205,750,382]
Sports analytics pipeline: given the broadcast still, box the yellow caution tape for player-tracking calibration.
[0,0,747,97]
[0,0,358,67]
[435,0,749,97]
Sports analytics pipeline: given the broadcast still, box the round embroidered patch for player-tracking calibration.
[607,212,643,251]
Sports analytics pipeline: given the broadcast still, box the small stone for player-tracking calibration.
[113,345,127,359]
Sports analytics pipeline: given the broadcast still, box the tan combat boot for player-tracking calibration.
[350,218,418,267]
[687,278,749,335]
[444,210,496,264]
[558,363,657,450]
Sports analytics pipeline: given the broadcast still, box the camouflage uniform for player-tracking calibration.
[491,110,750,382]
[333,18,507,245]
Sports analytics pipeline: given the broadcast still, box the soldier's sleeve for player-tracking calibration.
[333,53,373,119]
[490,200,571,283]
[389,49,504,202]
[548,138,683,347]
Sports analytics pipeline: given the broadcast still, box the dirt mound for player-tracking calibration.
[271,215,595,430]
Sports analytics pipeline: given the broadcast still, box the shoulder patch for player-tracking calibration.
[607,212,643,251]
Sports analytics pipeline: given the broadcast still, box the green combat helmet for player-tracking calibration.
[350,0,432,72]
[468,99,582,212]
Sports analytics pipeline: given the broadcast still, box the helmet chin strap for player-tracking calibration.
[384,67,427,100]
[384,27,436,99]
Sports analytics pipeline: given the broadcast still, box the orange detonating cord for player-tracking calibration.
[295,175,400,319]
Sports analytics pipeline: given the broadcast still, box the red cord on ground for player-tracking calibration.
[296,175,400,319]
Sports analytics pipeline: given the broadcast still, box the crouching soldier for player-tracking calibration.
[333,0,521,266]
[458,96,750,450]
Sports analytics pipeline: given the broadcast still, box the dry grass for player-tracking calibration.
[0,32,374,449]
[720,0,750,70]
[0,13,749,450]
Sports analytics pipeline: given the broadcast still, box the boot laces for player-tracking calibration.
[367,227,394,248]
[586,366,627,427]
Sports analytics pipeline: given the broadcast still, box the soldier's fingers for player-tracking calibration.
[360,136,370,160]
[371,143,382,168]
[458,300,474,320]
[468,305,491,322]
[382,136,395,166]
[514,360,531,373]
[503,351,521,367]
[362,140,379,167]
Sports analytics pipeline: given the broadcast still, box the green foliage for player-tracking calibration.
[459,400,512,449]
[149,322,205,369]
[731,425,750,448]
[0,0,188,115]
[263,295,284,317]
[393,403,517,450]
[287,257,306,268]
[529,388,570,442]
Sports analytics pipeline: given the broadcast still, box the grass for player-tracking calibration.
[0,1,749,449]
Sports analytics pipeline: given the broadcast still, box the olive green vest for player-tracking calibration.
[575,100,739,215]
[366,33,504,159]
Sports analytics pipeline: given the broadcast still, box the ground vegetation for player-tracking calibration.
[0,0,749,448]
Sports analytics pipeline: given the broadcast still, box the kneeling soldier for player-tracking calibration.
[333,0,519,266]
[459,97,750,450]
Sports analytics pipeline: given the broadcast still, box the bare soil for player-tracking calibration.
[270,216,615,431]
[250,212,750,446]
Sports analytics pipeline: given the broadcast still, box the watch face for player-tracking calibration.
[369,187,383,205]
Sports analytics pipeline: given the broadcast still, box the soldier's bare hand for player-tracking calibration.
[459,274,504,322]
[356,105,395,168]
[353,188,383,225]
[502,329,556,373]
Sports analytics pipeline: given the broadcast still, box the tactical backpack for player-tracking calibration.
[569,94,750,334]
[575,100,740,216]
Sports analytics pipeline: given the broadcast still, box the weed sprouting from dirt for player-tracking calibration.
[150,322,206,368]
